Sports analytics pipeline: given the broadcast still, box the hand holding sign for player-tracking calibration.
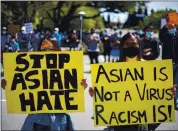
[91,60,176,126]
[81,79,88,90]
[89,87,95,97]
[3,51,85,114]
[171,84,177,97]
[1,79,7,89]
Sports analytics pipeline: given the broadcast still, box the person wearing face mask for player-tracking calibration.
[9,36,20,52]
[18,26,29,51]
[87,28,100,64]
[140,26,160,60]
[33,30,43,51]
[110,28,121,62]
[38,28,58,51]
[52,27,63,47]
[101,30,112,62]
[1,27,11,52]
[159,18,178,110]
[88,33,177,131]
[1,31,88,131]
[68,30,80,51]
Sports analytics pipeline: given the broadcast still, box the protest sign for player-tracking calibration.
[3,51,84,114]
[8,25,20,35]
[25,23,33,33]
[160,18,167,29]
[168,12,178,24]
[91,60,175,126]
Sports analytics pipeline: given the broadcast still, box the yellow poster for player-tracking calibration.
[3,51,85,114]
[91,60,175,126]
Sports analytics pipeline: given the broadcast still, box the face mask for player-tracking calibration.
[146,32,153,38]
[168,28,176,35]
[54,31,58,34]
[103,31,107,36]
[40,35,44,39]
[2,31,6,34]
[123,47,139,58]
[21,30,25,34]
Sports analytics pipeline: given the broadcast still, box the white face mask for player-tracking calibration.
[21,30,25,34]
[54,31,58,34]
[2,31,6,34]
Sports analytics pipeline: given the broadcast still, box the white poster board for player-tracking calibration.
[25,23,33,33]
[160,19,167,29]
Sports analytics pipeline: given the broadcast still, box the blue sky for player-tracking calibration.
[146,2,178,15]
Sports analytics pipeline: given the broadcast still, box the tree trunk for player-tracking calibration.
[59,16,71,32]
[58,3,80,32]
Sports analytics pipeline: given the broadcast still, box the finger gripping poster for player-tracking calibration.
[91,60,175,126]
[3,51,84,114]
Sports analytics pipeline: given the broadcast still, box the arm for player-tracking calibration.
[151,40,160,59]
[16,43,20,52]
[18,35,27,43]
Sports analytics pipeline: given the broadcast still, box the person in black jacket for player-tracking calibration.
[101,30,112,62]
[140,26,160,60]
[159,22,178,110]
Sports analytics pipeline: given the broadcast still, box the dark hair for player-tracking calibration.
[11,36,16,39]
[119,32,141,62]
[143,25,153,32]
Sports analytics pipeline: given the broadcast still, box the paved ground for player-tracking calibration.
[1,54,178,130]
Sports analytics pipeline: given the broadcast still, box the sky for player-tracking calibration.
[100,2,178,23]
[146,2,178,15]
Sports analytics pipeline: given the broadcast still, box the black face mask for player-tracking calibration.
[123,47,139,58]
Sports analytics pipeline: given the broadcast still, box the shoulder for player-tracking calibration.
[15,42,19,45]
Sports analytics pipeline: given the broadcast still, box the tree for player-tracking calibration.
[2,1,139,31]
[151,9,155,14]
[1,1,45,26]
[145,9,177,29]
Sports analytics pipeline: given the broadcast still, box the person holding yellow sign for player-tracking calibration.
[89,32,177,131]
[1,28,88,131]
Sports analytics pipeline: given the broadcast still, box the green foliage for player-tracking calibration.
[144,9,176,29]
[2,1,137,31]
[34,3,104,31]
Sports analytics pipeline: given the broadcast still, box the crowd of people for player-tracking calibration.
[1,16,178,131]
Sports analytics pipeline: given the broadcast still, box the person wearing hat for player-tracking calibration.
[18,26,29,51]
[140,25,160,60]
[1,27,11,52]
[52,27,63,47]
